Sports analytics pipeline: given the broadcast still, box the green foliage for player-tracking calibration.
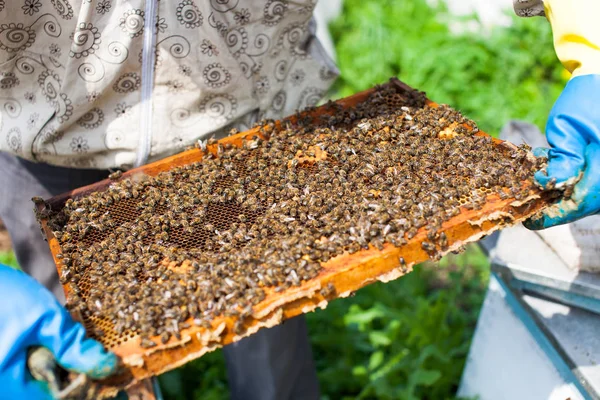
[310,245,489,400]
[0,251,19,269]
[330,0,566,136]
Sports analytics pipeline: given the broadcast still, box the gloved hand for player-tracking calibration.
[0,265,118,399]
[525,74,600,230]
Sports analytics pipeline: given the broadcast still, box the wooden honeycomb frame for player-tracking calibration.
[36,78,554,394]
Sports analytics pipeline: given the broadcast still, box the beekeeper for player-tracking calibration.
[0,1,598,399]
[0,1,334,399]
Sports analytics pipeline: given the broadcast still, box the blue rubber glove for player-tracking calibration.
[0,265,118,399]
[525,74,600,230]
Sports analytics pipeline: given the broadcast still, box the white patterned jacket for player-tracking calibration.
[0,0,338,169]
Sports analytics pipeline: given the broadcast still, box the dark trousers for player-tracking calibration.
[0,152,320,400]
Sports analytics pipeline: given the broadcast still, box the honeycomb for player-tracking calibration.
[36,79,552,387]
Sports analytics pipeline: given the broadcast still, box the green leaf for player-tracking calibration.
[343,304,385,327]
[353,365,368,377]
[411,368,442,386]
[368,330,393,347]
[368,351,385,371]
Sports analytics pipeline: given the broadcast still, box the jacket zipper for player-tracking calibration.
[135,0,158,167]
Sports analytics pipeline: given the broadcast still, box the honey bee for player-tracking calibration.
[319,282,336,298]
[439,232,448,249]
[233,320,245,335]
[108,170,123,180]
[421,241,435,252]
[32,196,47,206]
[140,338,157,348]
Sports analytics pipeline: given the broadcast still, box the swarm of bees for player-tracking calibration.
[43,85,544,348]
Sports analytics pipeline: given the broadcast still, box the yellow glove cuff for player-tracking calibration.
[545,0,600,77]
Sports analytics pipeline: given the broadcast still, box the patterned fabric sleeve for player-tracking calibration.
[513,0,545,17]
[0,0,338,170]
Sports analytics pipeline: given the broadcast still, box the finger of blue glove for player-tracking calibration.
[1,267,118,380]
[30,287,118,379]
[536,75,600,188]
[525,143,600,230]
[39,310,118,379]
[4,360,54,400]
[540,118,586,188]
[1,267,53,399]
[22,380,54,399]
